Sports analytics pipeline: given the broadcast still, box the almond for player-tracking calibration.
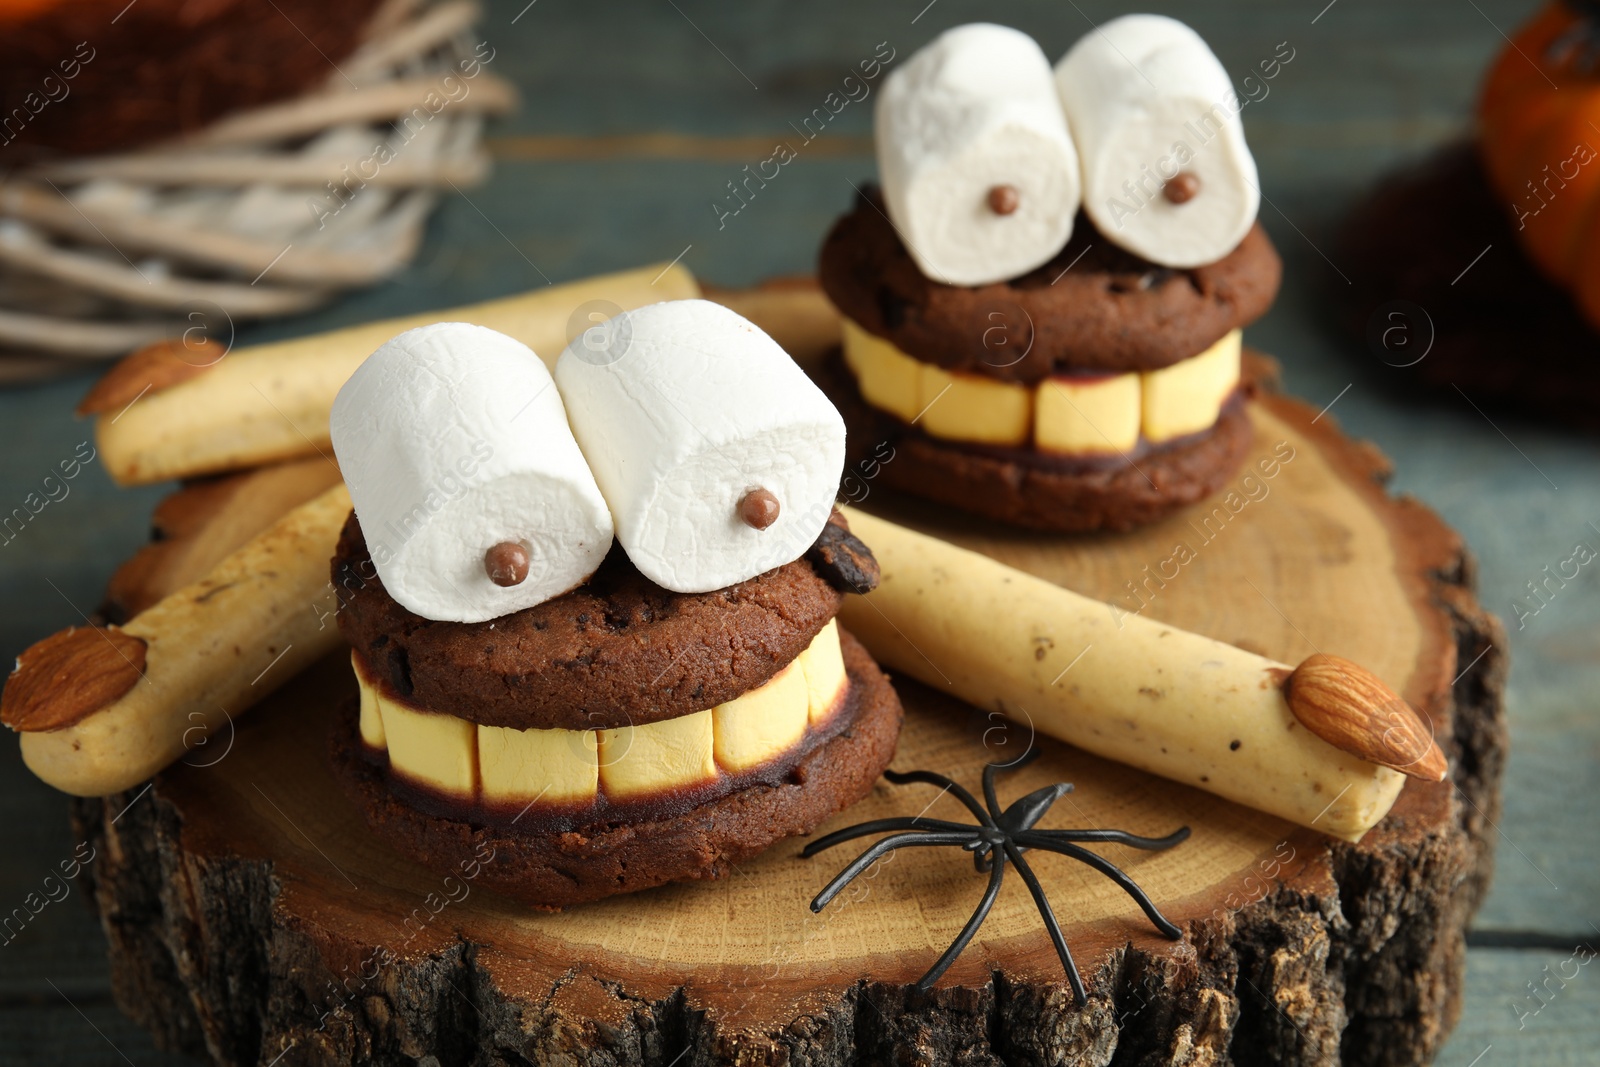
[76,337,224,416]
[1,626,148,732]
[1281,654,1448,782]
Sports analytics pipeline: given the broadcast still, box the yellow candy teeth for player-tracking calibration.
[1142,330,1242,443]
[599,709,718,800]
[357,649,479,798]
[713,660,810,773]
[799,618,848,725]
[918,363,1032,446]
[355,652,386,750]
[379,698,479,798]
[479,722,598,806]
[352,622,849,811]
[1035,372,1141,454]
[840,318,1243,454]
[842,317,922,422]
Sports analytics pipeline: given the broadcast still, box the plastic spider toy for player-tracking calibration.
[801,749,1190,1004]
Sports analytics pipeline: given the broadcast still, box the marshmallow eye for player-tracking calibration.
[1055,14,1261,269]
[556,299,846,595]
[330,322,615,625]
[878,17,1262,281]
[335,302,848,622]
[876,23,1082,287]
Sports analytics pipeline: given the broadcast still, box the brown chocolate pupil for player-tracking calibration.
[739,488,781,530]
[1162,172,1201,204]
[987,184,1021,216]
[485,541,531,586]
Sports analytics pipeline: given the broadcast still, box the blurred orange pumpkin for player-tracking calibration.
[1479,0,1600,326]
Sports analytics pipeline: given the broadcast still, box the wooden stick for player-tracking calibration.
[340,0,484,82]
[0,354,79,384]
[174,75,516,150]
[0,307,173,356]
[28,152,494,191]
[0,181,422,285]
[0,225,326,314]
[92,262,701,485]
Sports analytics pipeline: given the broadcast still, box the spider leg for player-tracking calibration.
[884,769,994,827]
[980,747,1042,821]
[916,847,1008,991]
[970,840,1007,873]
[1026,826,1191,851]
[1015,832,1184,940]
[800,817,975,857]
[982,761,1002,821]
[811,832,975,912]
[1003,841,1087,1006]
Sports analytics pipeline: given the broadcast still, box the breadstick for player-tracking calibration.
[836,508,1445,841]
[93,262,699,486]
[105,457,342,618]
[4,484,352,797]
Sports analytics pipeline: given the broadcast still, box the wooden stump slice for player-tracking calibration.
[70,327,1506,1067]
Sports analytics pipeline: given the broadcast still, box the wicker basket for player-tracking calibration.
[0,0,515,383]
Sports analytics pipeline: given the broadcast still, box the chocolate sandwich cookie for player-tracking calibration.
[325,304,898,910]
[328,508,900,908]
[831,19,1286,531]
[816,188,1269,531]
[820,187,1281,381]
[824,355,1256,532]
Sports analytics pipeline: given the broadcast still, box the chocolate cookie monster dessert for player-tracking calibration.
[820,18,1282,531]
[325,302,901,907]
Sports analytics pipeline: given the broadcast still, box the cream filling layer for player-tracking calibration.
[840,318,1242,453]
[353,619,849,807]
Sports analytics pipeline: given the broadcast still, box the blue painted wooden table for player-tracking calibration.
[1,1,1595,1063]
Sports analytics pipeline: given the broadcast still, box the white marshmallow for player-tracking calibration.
[330,323,614,624]
[876,23,1081,287]
[555,300,844,593]
[1056,14,1260,268]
